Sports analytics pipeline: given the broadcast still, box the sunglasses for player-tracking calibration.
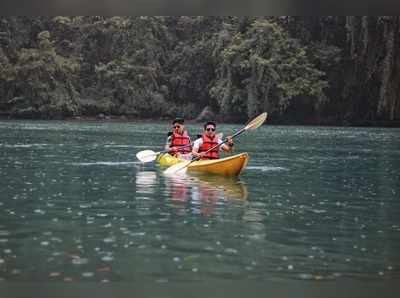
[173,125,181,129]
[206,127,215,131]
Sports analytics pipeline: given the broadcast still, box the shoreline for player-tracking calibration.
[0,115,400,128]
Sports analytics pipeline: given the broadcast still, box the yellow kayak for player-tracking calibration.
[156,153,183,167]
[188,153,249,176]
[158,152,249,176]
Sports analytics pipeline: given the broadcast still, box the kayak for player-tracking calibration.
[156,153,183,167]
[157,152,249,176]
[188,153,249,176]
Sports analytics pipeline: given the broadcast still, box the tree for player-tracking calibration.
[5,30,80,118]
[211,19,327,120]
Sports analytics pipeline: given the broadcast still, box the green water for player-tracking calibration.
[0,121,400,284]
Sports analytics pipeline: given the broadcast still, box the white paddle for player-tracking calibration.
[164,112,268,175]
[136,146,190,163]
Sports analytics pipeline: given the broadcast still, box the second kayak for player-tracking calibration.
[156,153,183,167]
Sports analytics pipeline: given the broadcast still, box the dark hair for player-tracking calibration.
[172,118,184,125]
[204,121,216,130]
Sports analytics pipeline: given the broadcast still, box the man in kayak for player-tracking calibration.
[192,121,234,160]
[165,118,192,159]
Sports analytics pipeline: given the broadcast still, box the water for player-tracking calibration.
[0,121,400,285]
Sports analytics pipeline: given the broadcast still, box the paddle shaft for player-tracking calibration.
[182,128,244,169]
[201,113,266,153]
[202,128,244,156]
[162,143,192,154]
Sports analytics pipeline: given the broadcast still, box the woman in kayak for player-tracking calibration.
[192,121,234,160]
[165,118,192,160]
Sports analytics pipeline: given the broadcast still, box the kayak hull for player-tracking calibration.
[158,153,249,176]
[188,153,249,176]
[156,153,183,167]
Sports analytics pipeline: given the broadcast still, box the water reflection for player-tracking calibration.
[166,174,190,203]
[190,174,248,201]
[2,121,400,283]
[164,173,248,216]
[135,171,157,194]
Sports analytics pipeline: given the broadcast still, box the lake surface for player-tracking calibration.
[0,120,399,286]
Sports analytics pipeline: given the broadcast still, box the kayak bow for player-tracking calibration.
[187,153,249,176]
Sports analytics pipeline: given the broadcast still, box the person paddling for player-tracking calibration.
[165,118,192,159]
[192,121,234,160]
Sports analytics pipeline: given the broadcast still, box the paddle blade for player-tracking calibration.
[245,112,268,130]
[164,160,191,175]
[136,150,158,163]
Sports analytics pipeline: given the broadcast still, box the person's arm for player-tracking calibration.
[191,138,205,159]
[165,135,173,151]
[221,136,234,152]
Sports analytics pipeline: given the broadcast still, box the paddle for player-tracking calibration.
[136,145,191,163]
[164,112,268,175]
[136,133,223,163]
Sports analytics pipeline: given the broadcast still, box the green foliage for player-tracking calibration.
[0,48,15,82]
[3,30,80,118]
[1,16,399,124]
[211,19,327,119]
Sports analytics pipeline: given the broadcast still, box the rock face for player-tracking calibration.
[97,113,105,120]
[195,106,216,122]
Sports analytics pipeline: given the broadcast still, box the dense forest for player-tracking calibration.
[0,16,399,125]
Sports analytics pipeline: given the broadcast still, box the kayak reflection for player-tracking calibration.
[165,173,248,216]
[135,171,157,194]
[191,174,248,201]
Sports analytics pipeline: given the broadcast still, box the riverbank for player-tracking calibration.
[1,114,400,127]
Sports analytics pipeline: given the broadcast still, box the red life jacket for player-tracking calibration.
[170,130,191,154]
[199,133,219,159]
